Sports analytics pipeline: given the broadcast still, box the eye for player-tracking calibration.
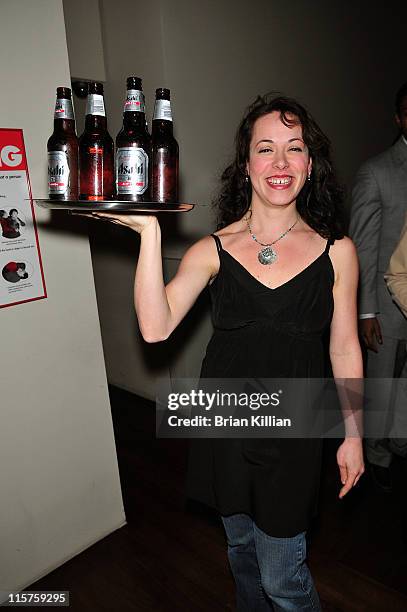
[258,147,273,153]
[288,146,303,152]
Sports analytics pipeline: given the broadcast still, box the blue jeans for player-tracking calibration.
[221,513,321,611]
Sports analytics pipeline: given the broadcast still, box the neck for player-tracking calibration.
[247,201,299,235]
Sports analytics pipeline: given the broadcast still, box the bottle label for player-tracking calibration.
[48,151,70,195]
[86,93,106,116]
[54,98,74,120]
[123,89,145,113]
[153,99,172,121]
[116,147,148,194]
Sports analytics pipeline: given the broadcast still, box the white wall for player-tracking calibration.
[0,0,125,596]
[62,0,106,81]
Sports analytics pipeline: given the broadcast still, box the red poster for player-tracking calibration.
[0,128,46,308]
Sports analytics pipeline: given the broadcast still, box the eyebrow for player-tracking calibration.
[256,138,305,145]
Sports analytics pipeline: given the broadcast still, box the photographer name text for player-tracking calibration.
[167,415,291,428]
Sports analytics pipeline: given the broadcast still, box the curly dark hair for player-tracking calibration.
[214,93,345,239]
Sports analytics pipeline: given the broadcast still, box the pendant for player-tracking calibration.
[258,246,277,265]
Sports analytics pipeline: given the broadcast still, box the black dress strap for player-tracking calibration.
[211,233,223,256]
[324,238,335,253]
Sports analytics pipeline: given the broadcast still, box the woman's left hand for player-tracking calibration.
[336,438,365,499]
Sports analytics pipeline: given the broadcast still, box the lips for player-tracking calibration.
[266,175,293,189]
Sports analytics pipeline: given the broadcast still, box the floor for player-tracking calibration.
[29,385,407,611]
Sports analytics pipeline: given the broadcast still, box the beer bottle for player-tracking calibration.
[116,77,151,201]
[47,87,78,200]
[79,82,114,201]
[152,88,179,202]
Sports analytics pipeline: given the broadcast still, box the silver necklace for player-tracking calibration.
[245,215,299,265]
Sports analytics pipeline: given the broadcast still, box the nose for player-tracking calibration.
[272,150,289,170]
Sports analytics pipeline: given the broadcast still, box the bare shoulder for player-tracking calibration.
[212,219,246,250]
[329,236,359,280]
[180,233,219,278]
[330,236,358,260]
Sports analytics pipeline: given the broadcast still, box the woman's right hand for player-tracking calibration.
[77,211,157,234]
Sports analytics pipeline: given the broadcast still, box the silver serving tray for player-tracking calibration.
[33,199,194,213]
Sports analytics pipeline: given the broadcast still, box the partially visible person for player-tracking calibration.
[384,214,407,460]
[385,213,407,317]
[3,208,25,239]
[349,81,407,491]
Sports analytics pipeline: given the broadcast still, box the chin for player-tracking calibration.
[262,194,298,207]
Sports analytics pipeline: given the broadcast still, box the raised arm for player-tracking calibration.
[329,237,365,497]
[85,212,219,343]
[135,219,218,342]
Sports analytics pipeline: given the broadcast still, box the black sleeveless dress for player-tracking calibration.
[186,233,335,537]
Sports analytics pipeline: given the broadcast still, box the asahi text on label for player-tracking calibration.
[48,151,70,195]
[123,89,145,113]
[116,147,148,194]
[54,98,74,120]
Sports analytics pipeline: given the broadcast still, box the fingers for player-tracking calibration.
[338,467,364,499]
[364,328,377,352]
[366,339,378,353]
[339,469,354,499]
[91,213,122,224]
[363,331,378,353]
[359,318,382,352]
[373,319,383,345]
[72,211,122,224]
[339,464,347,486]
[353,470,364,486]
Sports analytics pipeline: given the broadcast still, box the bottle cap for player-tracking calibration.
[56,87,72,99]
[88,82,104,95]
[155,88,170,100]
[127,76,142,90]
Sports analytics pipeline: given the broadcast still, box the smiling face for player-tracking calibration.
[246,111,312,210]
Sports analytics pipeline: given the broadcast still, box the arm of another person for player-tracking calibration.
[329,237,365,498]
[349,162,383,350]
[384,217,407,318]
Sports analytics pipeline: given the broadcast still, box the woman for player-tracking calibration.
[86,94,364,611]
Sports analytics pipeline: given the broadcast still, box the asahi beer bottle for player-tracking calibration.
[152,88,179,203]
[79,82,114,201]
[115,77,151,201]
[47,87,78,200]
